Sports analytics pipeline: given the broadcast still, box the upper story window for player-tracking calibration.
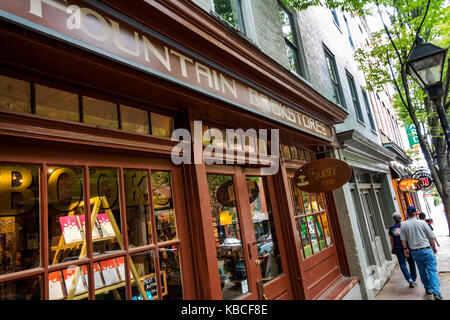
[346,71,364,123]
[343,15,354,49]
[278,3,305,77]
[324,46,346,108]
[331,9,340,28]
[212,0,246,33]
[361,89,377,131]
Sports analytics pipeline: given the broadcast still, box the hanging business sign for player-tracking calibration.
[293,158,352,193]
[398,178,422,192]
[0,0,333,141]
[412,171,435,191]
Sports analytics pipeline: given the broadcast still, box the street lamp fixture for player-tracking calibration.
[406,36,450,150]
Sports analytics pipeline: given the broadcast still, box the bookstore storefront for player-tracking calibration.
[0,0,354,300]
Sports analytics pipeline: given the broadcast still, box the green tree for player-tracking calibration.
[282,0,450,234]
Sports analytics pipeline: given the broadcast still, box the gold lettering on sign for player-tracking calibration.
[47,168,82,212]
[0,166,35,215]
[124,171,148,207]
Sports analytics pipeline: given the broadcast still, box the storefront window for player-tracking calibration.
[151,112,173,138]
[49,265,90,300]
[207,174,248,299]
[83,96,119,129]
[124,169,152,248]
[0,275,41,300]
[152,171,177,243]
[47,166,85,265]
[0,75,31,113]
[120,105,150,134]
[248,176,282,282]
[290,178,332,259]
[94,258,127,300]
[89,168,122,255]
[0,164,40,275]
[159,245,182,300]
[129,251,156,300]
[35,84,80,122]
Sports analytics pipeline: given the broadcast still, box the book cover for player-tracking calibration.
[62,267,87,296]
[48,271,65,300]
[59,215,83,244]
[82,264,104,289]
[97,213,115,238]
[78,215,101,240]
[100,259,121,286]
[115,257,125,281]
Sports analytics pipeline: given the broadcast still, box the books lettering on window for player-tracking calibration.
[59,216,83,244]
[100,259,121,286]
[48,271,65,300]
[97,213,115,238]
[63,267,87,296]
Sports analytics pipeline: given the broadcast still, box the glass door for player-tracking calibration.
[206,166,290,300]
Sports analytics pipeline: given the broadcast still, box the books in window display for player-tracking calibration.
[49,271,65,300]
[63,267,87,296]
[59,214,114,245]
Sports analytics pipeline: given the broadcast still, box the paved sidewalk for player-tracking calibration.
[376,236,450,300]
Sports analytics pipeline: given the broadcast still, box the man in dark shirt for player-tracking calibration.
[389,212,417,288]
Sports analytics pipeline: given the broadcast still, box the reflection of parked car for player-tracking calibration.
[258,242,273,255]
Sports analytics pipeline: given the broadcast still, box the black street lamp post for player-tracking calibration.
[406,37,450,151]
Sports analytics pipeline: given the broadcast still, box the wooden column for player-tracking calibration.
[178,109,222,299]
[272,158,305,299]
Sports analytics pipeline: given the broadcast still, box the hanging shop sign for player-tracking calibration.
[0,0,333,141]
[293,158,352,193]
[412,171,434,191]
[216,179,259,208]
[398,178,422,192]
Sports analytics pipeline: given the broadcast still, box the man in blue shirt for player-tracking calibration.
[389,212,417,288]
[400,206,442,300]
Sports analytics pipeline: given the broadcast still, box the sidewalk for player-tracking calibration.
[376,236,450,300]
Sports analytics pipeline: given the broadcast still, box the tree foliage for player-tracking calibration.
[283,0,450,234]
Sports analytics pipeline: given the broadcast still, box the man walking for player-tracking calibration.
[389,213,417,288]
[400,206,442,300]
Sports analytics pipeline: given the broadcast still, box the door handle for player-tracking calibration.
[247,241,256,259]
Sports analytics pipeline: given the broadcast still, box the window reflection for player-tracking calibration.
[0,75,31,113]
[89,168,122,255]
[159,245,182,300]
[35,84,79,122]
[207,174,248,299]
[152,171,177,242]
[94,258,127,300]
[0,276,41,300]
[83,96,118,129]
[248,176,282,282]
[0,164,40,275]
[289,179,332,259]
[130,251,157,300]
[124,169,152,247]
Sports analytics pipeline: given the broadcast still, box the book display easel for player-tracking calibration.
[50,196,167,300]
